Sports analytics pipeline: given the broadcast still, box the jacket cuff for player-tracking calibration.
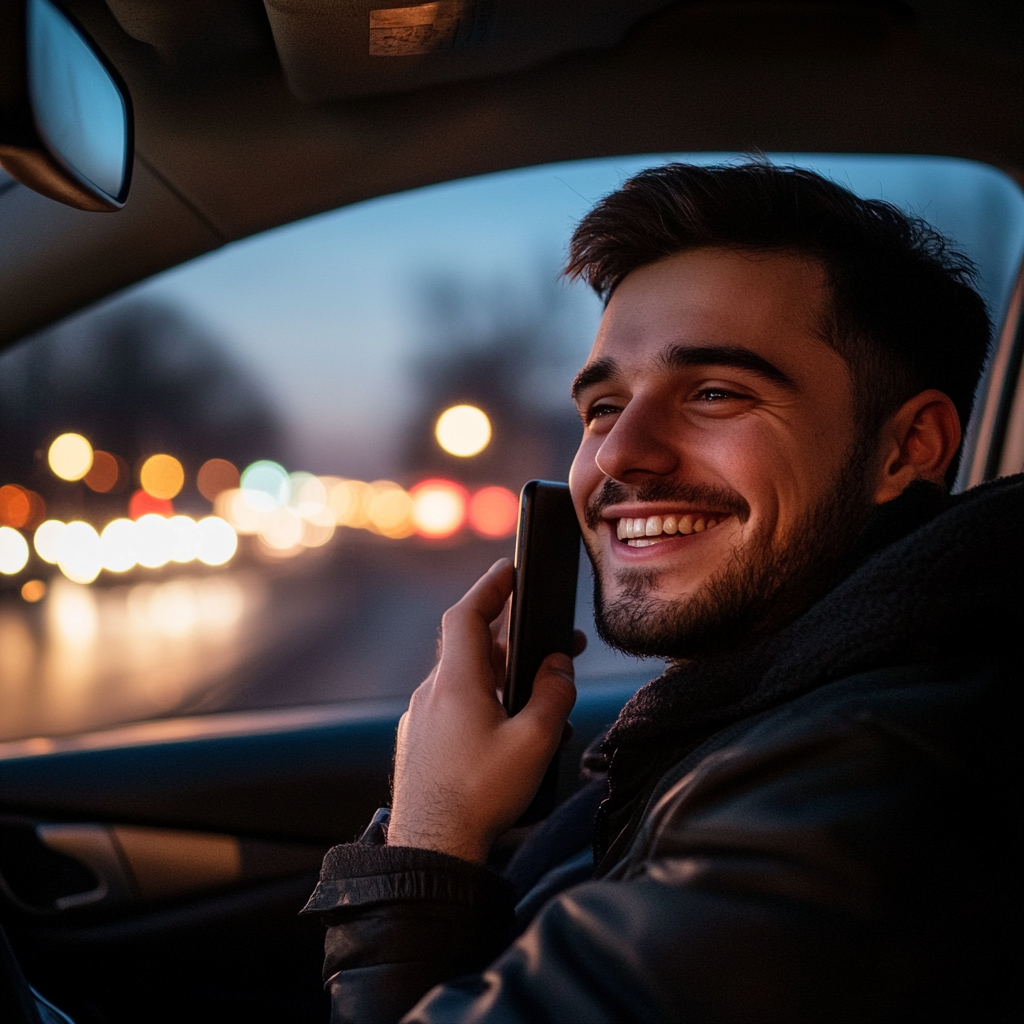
[301,843,516,915]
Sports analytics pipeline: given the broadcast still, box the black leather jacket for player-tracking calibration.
[303,477,1022,1023]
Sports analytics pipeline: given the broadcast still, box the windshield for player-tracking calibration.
[1,153,1022,743]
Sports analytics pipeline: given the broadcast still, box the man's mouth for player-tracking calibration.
[614,513,729,547]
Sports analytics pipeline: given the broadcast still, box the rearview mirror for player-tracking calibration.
[0,0,133,211]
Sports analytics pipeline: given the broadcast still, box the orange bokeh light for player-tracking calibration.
[197,458,240,502]
[140,454,185,500]
[129,489,174,520]
[0,484,32,528]
[409,479,468,539]
[0,484,46,531]
[468,486,519,538]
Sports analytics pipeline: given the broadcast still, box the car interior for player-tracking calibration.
[1,1,1022,1021]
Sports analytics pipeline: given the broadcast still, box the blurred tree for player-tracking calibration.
[0,298,283,514]
[402,266,590,488]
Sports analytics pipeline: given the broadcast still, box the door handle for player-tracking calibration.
[0,818,324,915]
[34,824,134,910]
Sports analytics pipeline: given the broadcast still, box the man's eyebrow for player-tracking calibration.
[661,345,798,390]
[571,358,619,403]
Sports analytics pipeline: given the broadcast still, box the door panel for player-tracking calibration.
[0,681,640,1023]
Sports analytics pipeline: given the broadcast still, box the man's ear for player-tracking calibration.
[872,389,962,504]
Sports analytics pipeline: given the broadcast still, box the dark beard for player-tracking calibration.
[587,440,876,660]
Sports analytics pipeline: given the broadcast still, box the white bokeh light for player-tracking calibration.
[197,516,238,565]
[0,527,29,574]
[56,521,102,584]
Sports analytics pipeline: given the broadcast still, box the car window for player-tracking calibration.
[1,153,1022,743]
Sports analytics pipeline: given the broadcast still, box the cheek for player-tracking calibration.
[568,439,599,523]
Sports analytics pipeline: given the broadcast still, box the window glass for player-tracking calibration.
[1,154,1022,742]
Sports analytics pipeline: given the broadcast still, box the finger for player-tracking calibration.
[489,594,511,687]
[454,558,513,624]
[439,561,513,682]
[510,652,577,754]
[490,593,511,640]
[572,629,588,657]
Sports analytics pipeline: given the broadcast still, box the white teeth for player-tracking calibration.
[615,513,725,542]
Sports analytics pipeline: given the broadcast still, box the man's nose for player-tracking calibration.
[594,397,679,482]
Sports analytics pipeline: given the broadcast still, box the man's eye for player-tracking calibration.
[585,402,621,424]
[694,387,748,402]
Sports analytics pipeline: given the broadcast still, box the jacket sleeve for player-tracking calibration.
[301,843,517,1024]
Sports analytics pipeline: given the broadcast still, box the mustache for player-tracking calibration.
[584,479,750,531]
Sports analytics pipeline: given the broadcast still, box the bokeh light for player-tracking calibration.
[328,478,373,528]
[216,488,261,534]
[197,458,240,502]
[100,518,137,572]
[34,520,66,563]
[48,433,94,481]
[55,521,102,584]
[196,516,238,565]
[21,579,47,603]
[257,505,303,551]
[468,486,520,538]
[0,526,30,574]
[140,454,185,500]
[26,490,47,529]
[169,515,200,563]
[289,472,329,520]
[129,489,174,519]
[84,450,124,493]
[241,461,289,512]
[134,513,173,569]
[0,485,31,528]
[367,482,414,538]
[435,405,492,457]
[299,509,336,547]
[410,479,468,539]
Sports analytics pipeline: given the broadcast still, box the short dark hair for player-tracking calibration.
[566,161,992,476]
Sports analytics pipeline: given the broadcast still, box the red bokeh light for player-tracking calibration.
[468,486,519,538]
[129,488,173,520]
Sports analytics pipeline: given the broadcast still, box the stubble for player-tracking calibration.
[585,441,876,660]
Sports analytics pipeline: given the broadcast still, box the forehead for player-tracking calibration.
[587,248,836,374]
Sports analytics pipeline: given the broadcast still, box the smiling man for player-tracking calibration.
[304,163,1021,1023]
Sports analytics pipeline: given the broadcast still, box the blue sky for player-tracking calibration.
[116,153,1024,477]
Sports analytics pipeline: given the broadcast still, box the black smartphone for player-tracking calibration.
[503,480,581,823]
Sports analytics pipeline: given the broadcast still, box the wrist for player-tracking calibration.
[386,813,491,865]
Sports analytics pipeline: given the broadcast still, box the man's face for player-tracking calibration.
[569,247,875,659]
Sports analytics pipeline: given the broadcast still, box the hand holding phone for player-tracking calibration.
[503,480,581,822]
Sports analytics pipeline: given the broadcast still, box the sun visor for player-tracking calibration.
[260,0,675,101]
